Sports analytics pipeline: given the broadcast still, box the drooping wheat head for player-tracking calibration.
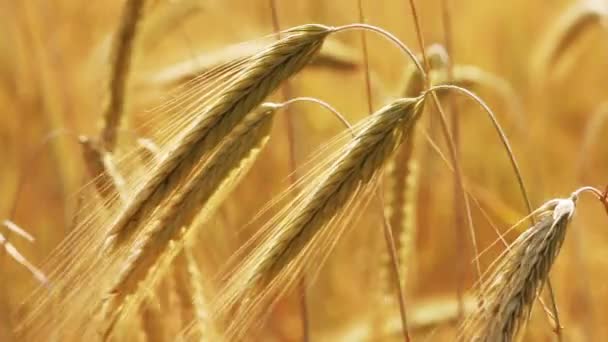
[213,96,426,339]
[461,195,579,341]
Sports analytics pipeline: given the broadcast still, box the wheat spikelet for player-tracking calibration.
[380,141,416,286]
[107,24,331,247]
[398,155,420,286]
[101,0,147,151]
[101,104,276,338]
[215,97,425,339]
[462,197,578,341]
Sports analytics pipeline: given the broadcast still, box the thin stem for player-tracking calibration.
[426,83,566,338]
[268,2,309,341]
[407,0,430,81]
[571,186,604,200]
[439,0,466,321]
[425,85,534,218]
[357,0,374,113]
[331,23,426,80]
[277,97,353,131]
[406,1,478,324]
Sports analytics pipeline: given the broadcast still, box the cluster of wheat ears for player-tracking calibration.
[3,0,608,341]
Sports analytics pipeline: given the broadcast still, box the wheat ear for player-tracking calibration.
[101,0,147,152]
[239,97,423,300]
[102,104,276,338]
[462,196,578,342]
[260,97,422,281]
[533,1,607,79]
[107,24,331,247]
[380,59,426,300]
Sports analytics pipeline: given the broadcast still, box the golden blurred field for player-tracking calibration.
[1,0,608,341]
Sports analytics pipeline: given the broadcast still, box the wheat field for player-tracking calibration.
[1,0,608,341]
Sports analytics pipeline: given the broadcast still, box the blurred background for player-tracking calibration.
[1,0,607,340]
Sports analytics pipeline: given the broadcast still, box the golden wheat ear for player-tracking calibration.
[106,24,332,248]
[460,195,581,342]
[212,96,425,340]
